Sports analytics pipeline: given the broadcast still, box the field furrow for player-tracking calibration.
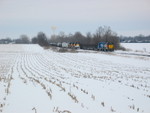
[0,44,150,113]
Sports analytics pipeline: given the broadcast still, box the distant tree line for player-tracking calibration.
[0,26,121,49]
[120,35,150,43]
[49,26,120,49]
[0,35,30,44]
[2,26,149,49]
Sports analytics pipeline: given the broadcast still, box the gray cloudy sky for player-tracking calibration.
[0,0,150,39]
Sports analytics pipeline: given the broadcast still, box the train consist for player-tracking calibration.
[50,42,114,51]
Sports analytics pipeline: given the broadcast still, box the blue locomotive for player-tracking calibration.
[97,42,114,51]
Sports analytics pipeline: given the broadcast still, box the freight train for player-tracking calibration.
[50,42,114,51]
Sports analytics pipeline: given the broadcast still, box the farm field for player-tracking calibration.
[120,43,150,53]
[0,44,150,113]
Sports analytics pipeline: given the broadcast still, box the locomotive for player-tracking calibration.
[51,42,80,49]
[68,42,80,49]
[97,42,114,51]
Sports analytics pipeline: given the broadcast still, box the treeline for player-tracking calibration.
[120,35,150,43]
[49,26,120,49]
[0,35,30,44]
[0,33,49,46]
[0,26,121,49]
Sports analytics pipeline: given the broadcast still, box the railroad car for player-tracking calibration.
[68,42,80,49]
[62,42,69,48]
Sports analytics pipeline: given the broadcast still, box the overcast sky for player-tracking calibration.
[0,0,150,39]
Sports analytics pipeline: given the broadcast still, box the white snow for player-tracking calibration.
[120,43,150,53]
[0,44,150,113]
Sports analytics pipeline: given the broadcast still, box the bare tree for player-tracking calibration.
[31,37,38,44]
[20,35,30,44]
[37,32,49,46]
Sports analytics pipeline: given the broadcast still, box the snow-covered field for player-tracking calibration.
[120,43,150,53]
[0,44,150,113]
[114,43,150,58]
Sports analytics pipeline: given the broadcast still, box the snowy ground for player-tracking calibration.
[114,43,150,58]
[120,43,150,53]
[0,44,150,113]
[120,43,150,54]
